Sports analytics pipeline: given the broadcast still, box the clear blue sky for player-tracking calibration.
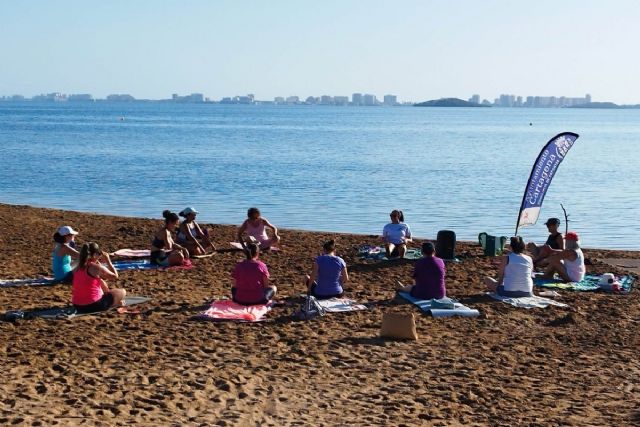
[1,0,639,103]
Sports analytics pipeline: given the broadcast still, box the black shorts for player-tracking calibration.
[309,283,343,300]
[231,287,274,306]
[74,293,115,314]
[57,271,74,284]
[150,250,170,266]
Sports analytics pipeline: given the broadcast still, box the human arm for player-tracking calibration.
[308,260,319,291]
[403,225,413,243]
[497,255,508,285]
[194,222,215,250]
[341,265,349,284]
[236,221,248,248]
[556,234,565,250]
[263,219,279,240]
[96,252,118,280]
[166,230,189,258]
[58,244,80,258]
[182,222,205,253]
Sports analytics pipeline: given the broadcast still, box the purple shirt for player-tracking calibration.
[315,255,346,296]
[411,256,446,299]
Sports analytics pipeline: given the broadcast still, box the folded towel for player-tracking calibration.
[316,298,367,312]
[197,300,272,322]
[487,292,568,309]
[0,277,57,288]
[23,296,152,320]
[113,259,193,271]
[110,249,151,258]
[398,292,480,317]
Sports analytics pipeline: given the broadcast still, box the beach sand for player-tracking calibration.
[0,203,638,426]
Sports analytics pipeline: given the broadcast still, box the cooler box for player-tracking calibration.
[478,232,507,257]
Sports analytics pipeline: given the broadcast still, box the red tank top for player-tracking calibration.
[71,261,104,306]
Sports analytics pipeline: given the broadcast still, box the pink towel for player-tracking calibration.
[111,249,151,258]
[199,300,272,322]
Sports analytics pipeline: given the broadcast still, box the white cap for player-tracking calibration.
[180,207,199,216]
[57,226,78,236]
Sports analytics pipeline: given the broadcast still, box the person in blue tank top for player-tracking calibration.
[303,239,349,299]
[51,226,80,283]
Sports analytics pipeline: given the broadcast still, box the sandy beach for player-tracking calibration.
[0,203,638,426]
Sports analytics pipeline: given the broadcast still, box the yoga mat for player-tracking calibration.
[398,292,480,317]
[0,277,57,288]
[196,300,272,322]
[110,249,151,258]
[358,246,422,261]
[113,259,193,271]
[487,292,568,309]
[534,273,634,293]
[316,298,367,312]
[24,296,152,320]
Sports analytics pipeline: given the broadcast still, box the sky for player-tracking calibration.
[1,0,639,103]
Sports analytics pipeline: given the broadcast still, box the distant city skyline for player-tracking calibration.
[1,1,640,104]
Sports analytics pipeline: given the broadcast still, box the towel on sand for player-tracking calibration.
[398,292,480,317]
[316,298,367,312]
[110,249,151,258]
[534,274,634,293]
[24,296,151,320]
[197,300,272,322]
[488,292,568,309]
[358,245,422,261]
[0,277,57,288]
[113,259,193,271]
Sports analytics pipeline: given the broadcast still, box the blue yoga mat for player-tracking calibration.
[398,292,479,317]
[112,259,159,271]
[534,274,634,293]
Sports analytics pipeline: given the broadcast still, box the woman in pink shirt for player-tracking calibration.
[236,207,280,250]
[231,243,277,305]
[72,242,126,313]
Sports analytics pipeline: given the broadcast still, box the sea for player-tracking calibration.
[0,102,638,249]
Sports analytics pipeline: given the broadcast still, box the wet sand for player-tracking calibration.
[0,203,638,426]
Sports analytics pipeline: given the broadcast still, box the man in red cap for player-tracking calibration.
[541,231,585,282]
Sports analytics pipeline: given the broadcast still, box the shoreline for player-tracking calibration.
[0,203,638,425]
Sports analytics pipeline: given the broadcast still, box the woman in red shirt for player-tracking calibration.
[72,242,126,313]
[231,243,277,305]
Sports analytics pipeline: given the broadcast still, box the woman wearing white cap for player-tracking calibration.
[177,207,215,256]
[542,231,586,282]
[52,226,80,283]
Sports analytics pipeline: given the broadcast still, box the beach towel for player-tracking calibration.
[113,259,193,271]
[487,292,568,309]
[23,296,151,320]
[398,292,480,317]
[0,277,58,288]
[196,300,272,322]
[534,274,634,293]
[110,249,151,258]
[229,242,280,251]
[316,298,368,312]
[358,245,422,261]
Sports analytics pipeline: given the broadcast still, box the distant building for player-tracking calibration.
[68,94,94,102]
[286,96,300,104]
[383,95,398,106]
[468,94,480,104]
[363,94,377,106]
[274,96,285,105]
[352,93,363,106]
[305,96,317,104]
[320,95,333,105]
[171,93,204,103]
[32,92,67,102]
[516,96,523,107]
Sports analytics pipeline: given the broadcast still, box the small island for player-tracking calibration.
[413,98,490,107]
[568,102,640,109]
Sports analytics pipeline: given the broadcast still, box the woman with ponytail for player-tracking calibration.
[150,210,190,266]
[72,242,126,313]
[303,239,349,299]
[382,209,412,258]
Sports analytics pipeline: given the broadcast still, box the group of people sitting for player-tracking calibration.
[51,208,585,314]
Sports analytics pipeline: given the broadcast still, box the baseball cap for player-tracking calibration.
[544,218,561,226]
[565,231,580,241]
[180,207,199,216]
[57,226,78,236]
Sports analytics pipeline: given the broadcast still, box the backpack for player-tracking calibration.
[295,295,326,320]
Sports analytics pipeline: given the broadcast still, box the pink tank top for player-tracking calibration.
[72,262,104,306]
[245,220,269,245]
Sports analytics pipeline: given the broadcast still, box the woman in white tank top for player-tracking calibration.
[484,236,534,297]
[542,231,585,282]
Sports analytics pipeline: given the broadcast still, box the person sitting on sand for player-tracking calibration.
[236,207,280,250]
[484,236,534,297]
[303,239,349,299]
[150,210,190,266]
[526,217,564,266]
[177,207,215,256]
[52,226,80,283]
[541,231,586,282]
[396,242,446,299]
[72,242,126,313]
[382,210,412,258]
[231,243,277,305]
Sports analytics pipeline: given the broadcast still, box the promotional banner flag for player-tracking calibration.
[515,132,579,235]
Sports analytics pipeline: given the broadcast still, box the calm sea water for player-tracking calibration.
[0,102,638,249]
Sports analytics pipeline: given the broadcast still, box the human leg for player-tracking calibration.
[484,277,499,291]
[168,250,185,266]
[385,243,396,258]
[110,288,127,307]
[396,244,407,258]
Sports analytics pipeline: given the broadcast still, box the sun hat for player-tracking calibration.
[57,226,78,236]
[544,218,561,226]
[598,273,622,292]
[565,231,580,241]
[180,207,199,216]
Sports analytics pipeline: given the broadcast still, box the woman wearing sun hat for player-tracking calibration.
[51,225,80,283]
[542,231,585,282]
[177,207,215,256]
